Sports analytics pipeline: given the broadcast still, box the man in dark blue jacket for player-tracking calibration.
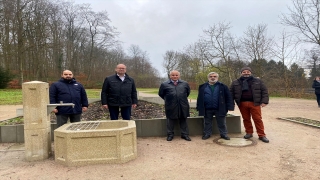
[197,72,234,140]
[101,64,138,120]
[49,70,88,127]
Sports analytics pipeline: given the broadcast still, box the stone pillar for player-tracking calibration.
[22,81,51,161]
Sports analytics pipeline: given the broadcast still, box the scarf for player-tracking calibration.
[240,76,253,91]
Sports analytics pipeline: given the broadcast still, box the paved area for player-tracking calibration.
[0,105,22,121]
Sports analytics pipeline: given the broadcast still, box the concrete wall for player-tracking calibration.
[0,116,241,143]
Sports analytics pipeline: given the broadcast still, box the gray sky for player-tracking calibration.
[76,0,293,76]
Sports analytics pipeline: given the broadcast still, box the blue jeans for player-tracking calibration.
[108,106,131,120]
[203,109,228,137]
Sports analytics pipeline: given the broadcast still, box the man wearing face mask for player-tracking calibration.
[196,72,234,140]
[230,67,270,143]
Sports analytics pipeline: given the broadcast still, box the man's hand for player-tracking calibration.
[82,107,88,112]
[132,104,137,108]
[102,105,108,109]
[261,103,267,107]
[52,108,58,113]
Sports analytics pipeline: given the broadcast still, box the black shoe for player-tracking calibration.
[221,135,230,140]
[244,134,253,139]
[202,135,210,140]
[259,136,269,143]
[181,135,191,141]
[167,136,173,141]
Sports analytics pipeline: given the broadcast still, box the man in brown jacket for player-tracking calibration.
[230,67,270,143]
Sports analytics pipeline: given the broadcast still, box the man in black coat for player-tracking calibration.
[196,72,234,140]
[49,70,88,127]
[101,64,138,120]
[158,70,191,141]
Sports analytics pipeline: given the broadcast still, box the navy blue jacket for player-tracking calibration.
[197,81,234,117]
[312,80,320,94]
[49,78,88,115]
[101,73,138,107]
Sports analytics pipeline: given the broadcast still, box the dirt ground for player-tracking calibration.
[1,98,320,180]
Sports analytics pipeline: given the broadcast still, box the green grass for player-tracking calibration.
[137,88,198,99]
[0,89,102,105]
[86,89,101,98]
[0,89,23,105]
[0,88,199,105]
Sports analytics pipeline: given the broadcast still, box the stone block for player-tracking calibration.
[22,81,50,130]
[136,118,166,137]
[0,125,17,143]
[24,128,52,161]
[54,120,137,166]
[16,125,25,143]
[16,108,24,116]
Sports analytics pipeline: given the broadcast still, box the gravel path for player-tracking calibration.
[0,97,320,180]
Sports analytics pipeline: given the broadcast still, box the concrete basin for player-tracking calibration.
[54,120,137,166]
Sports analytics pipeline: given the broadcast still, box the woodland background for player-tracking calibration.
[1,0,320,98]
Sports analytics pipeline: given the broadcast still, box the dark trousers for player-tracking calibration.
[108,106,131,120]
[56,114,81,127]
[167,118,189,137]
[204,109,228,136]
[316,94,320,106]
[238,101,266,137]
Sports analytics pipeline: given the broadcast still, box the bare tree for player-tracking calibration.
[281,0,320,46]
[162,50,179,78]
[271,30,301,96]
[304,47,320,78]
[241,24,274,78]
[200,22,236,84]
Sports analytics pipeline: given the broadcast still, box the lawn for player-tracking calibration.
[137,88,198,99]
[0,88,199,105]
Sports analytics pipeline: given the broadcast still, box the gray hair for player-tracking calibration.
[207,72,219,78]
[170,70,180,75]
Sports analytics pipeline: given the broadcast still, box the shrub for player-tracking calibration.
[0,67,13,89]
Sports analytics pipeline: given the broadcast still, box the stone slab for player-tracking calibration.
[24,127,52,161]
[16,125,24,143]
[0,125,17,143]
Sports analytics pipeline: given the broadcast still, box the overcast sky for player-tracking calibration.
[76,0,293,76]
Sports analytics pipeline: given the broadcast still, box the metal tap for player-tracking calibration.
[47,101,75,115]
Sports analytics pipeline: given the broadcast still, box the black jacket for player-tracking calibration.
[312,80,320,94]
[158,80,190,119]
[197,82,234,116]
[49,78,88,115]
[230,77,269,106]
[101,73,138,107]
